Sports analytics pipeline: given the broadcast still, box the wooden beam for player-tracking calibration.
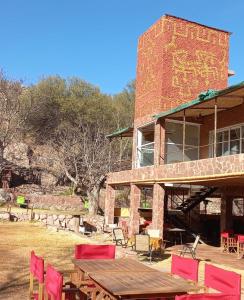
[182,110,186,162]
[214,99,218,158]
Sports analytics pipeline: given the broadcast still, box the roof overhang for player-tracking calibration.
[154,81,244,120]
[106,126,134,139]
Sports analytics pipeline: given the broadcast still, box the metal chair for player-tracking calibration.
[179,235,200,259]
[113,227,129,247]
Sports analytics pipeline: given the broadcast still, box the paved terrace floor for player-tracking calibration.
[0,222,243,299]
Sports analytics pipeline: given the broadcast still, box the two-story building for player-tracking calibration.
[105,15,244,241]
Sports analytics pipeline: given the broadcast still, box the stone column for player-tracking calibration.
[152,183,165,237]
[220,192,233,232]
[129,184,141,236]
[104,185,116,224]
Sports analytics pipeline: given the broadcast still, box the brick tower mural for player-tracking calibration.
[135,15,230,124]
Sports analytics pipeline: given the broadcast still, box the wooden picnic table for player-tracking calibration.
[73,258,199,299]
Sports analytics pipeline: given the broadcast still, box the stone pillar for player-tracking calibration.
[220,193,233,232]
[105,185,116,224]
[129,184,141,236]
[152,183,165,237]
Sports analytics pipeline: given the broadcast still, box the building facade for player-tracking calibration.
[105,15,244,241]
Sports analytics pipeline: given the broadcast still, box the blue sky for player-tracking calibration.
[0,0,243,94]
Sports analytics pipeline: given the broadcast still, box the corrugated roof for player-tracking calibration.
[154,81,244,120]
[106,126,134,139]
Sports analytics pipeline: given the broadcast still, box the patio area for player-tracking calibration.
[0,221,244,299]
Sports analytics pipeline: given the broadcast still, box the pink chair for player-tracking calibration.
[204,264,241,300]
[171,255,199,283]
[176,294,238,299]
[220,230,234,251]
[45,264,78,300]
[29,251,44,300]
[74,244,116,259]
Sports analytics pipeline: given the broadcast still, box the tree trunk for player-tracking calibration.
[87,187,100,215]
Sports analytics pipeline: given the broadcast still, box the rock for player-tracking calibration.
[0,212,10,220]
[0,189,11,202]
[46,215,53,226]
[3,142,30,168]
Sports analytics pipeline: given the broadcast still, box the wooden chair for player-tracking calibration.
[134,234,153,263]
[44,264,80,300]
[75,244,116,259]
[237,235,244,259]
[220,230,234,252]
[179,235,200,259]
[176,294,238,299]
[204,264,241,300]
[227,237,238,253]
[171,254,199,283]
[113,227,129,247]
[29,251,44,300]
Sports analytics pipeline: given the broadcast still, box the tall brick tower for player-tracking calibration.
[134,15,230,127]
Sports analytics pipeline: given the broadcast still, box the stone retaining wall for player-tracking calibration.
[0,210,105,233]
[27,195,83,210]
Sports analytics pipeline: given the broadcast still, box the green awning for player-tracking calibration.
[154,81,244,120]
[106,126,134,139]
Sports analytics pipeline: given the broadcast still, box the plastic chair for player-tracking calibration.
[176,294,238,300]
[45,264,79,300]
[29,251,44,300]
[74,244,116,259]
[204,264,241,300]
[171,255,199,283]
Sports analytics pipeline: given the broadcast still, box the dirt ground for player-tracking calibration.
[0,221,92,300]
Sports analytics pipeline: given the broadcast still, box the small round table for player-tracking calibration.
[166,228,186,245]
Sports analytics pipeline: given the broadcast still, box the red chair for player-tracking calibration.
[237,235,244,258]
[45,264,78,300]
[171,255,199,283]
[29,251,44,300]
[176,294,238,299]
[204,264,241,300]
[74,244,116,259]
[220,230,234,252]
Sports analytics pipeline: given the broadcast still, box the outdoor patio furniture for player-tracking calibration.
[171,254,199,283]
[227,236,238,253]
[74,244,116,259]
[29,251,44,300]
[134,234,153,262]
[147,229,160,238]
[44,264,79,300]
[166,227,186,245]
[220,230,234,251]
[179,235,200,259]
[72,258,199,299]
[204,264,241,300]
[113,227,129,247]
[176,294,238,299]
[237,235,244,259]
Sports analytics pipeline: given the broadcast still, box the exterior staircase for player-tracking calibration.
[175,187,217,213]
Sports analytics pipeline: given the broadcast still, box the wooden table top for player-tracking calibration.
[73,258,156,273]
[89,270,197,298]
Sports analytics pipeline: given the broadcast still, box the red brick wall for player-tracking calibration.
[135,15,230,125]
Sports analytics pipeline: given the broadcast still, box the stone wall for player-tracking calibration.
[27,195,83,210]
[107,153,244,186]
